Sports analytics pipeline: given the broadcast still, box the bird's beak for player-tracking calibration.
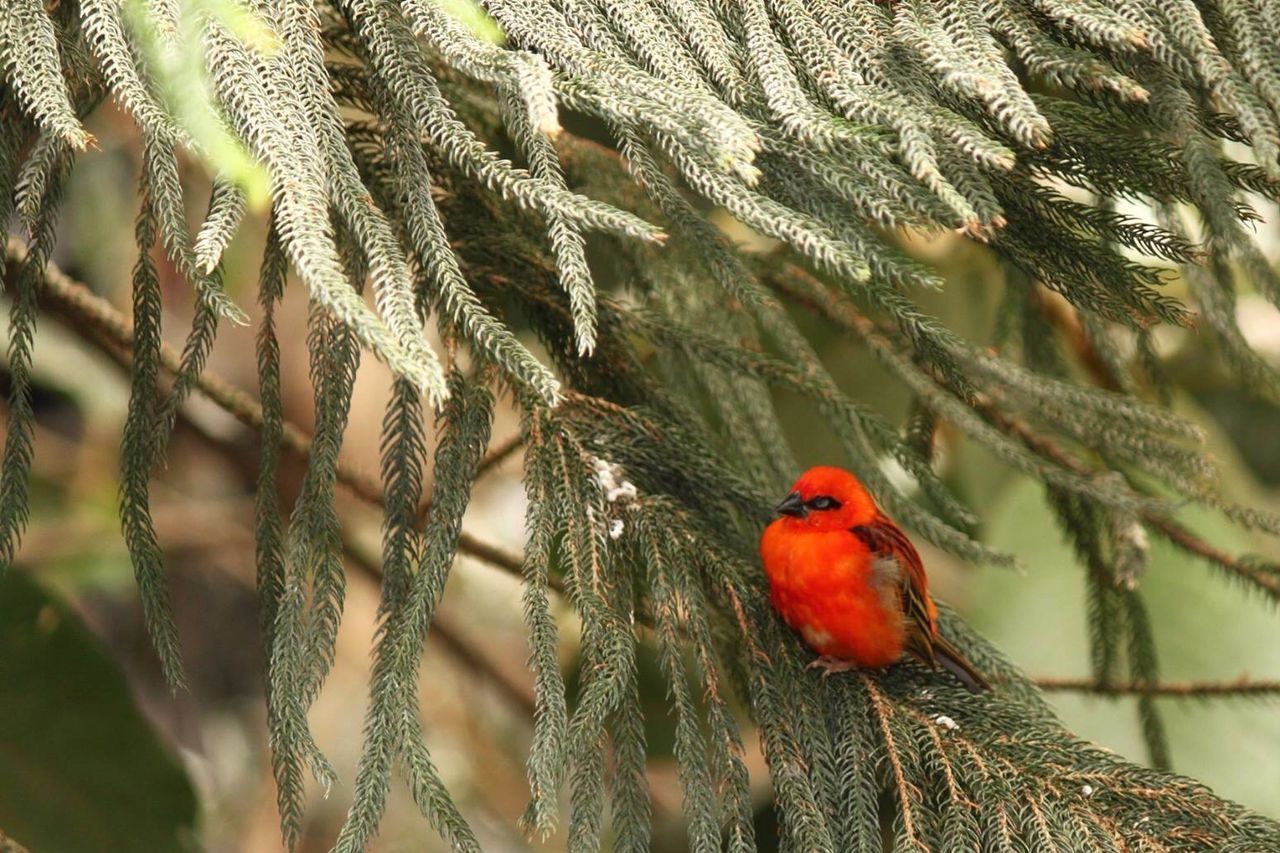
[775,491,807,518]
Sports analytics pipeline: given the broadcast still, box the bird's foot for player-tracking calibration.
[807,656,858,678]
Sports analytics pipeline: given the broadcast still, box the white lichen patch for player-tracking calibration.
[933,714,959,731]
[592,456,638,503]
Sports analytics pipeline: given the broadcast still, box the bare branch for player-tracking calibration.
[1035,677,1280,698]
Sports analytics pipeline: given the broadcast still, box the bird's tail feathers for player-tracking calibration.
[933,636,990,693]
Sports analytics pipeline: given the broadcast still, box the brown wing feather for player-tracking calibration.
[850,514,936,662]
[852,514,989,692]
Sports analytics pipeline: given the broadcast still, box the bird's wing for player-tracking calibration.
[850,515,990,692]
[850,514,938,665]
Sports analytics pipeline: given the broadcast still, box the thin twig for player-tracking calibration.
[1144,515,1280,598]
[1035,677,1280,698]
[984,406,1280,598]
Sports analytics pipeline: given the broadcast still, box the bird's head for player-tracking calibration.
[773,465,877,531]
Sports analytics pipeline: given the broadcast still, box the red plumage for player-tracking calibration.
[759,466,988,692]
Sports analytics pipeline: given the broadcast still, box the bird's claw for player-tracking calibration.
[807,656,858,677]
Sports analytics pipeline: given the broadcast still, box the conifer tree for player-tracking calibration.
[4,0,1280,848]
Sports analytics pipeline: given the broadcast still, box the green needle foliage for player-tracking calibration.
[4,0,1280,849]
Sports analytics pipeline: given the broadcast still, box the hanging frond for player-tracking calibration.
[334,369,492,852]
[117,171,185,688]
[0,133,73,571]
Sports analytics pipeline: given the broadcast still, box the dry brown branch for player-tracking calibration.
[1034,677,1280,698]
[864,675,921,849]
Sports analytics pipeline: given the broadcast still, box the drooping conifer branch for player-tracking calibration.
[6,0,1280,848]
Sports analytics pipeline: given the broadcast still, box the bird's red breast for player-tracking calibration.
[759,465,985,689]
[759,521,906,666]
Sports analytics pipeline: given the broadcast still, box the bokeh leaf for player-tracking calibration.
[0,573,197,853]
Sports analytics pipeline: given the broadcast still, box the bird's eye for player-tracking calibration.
[807,496,842,511]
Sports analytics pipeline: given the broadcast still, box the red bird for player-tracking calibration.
[759,466,989,692]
